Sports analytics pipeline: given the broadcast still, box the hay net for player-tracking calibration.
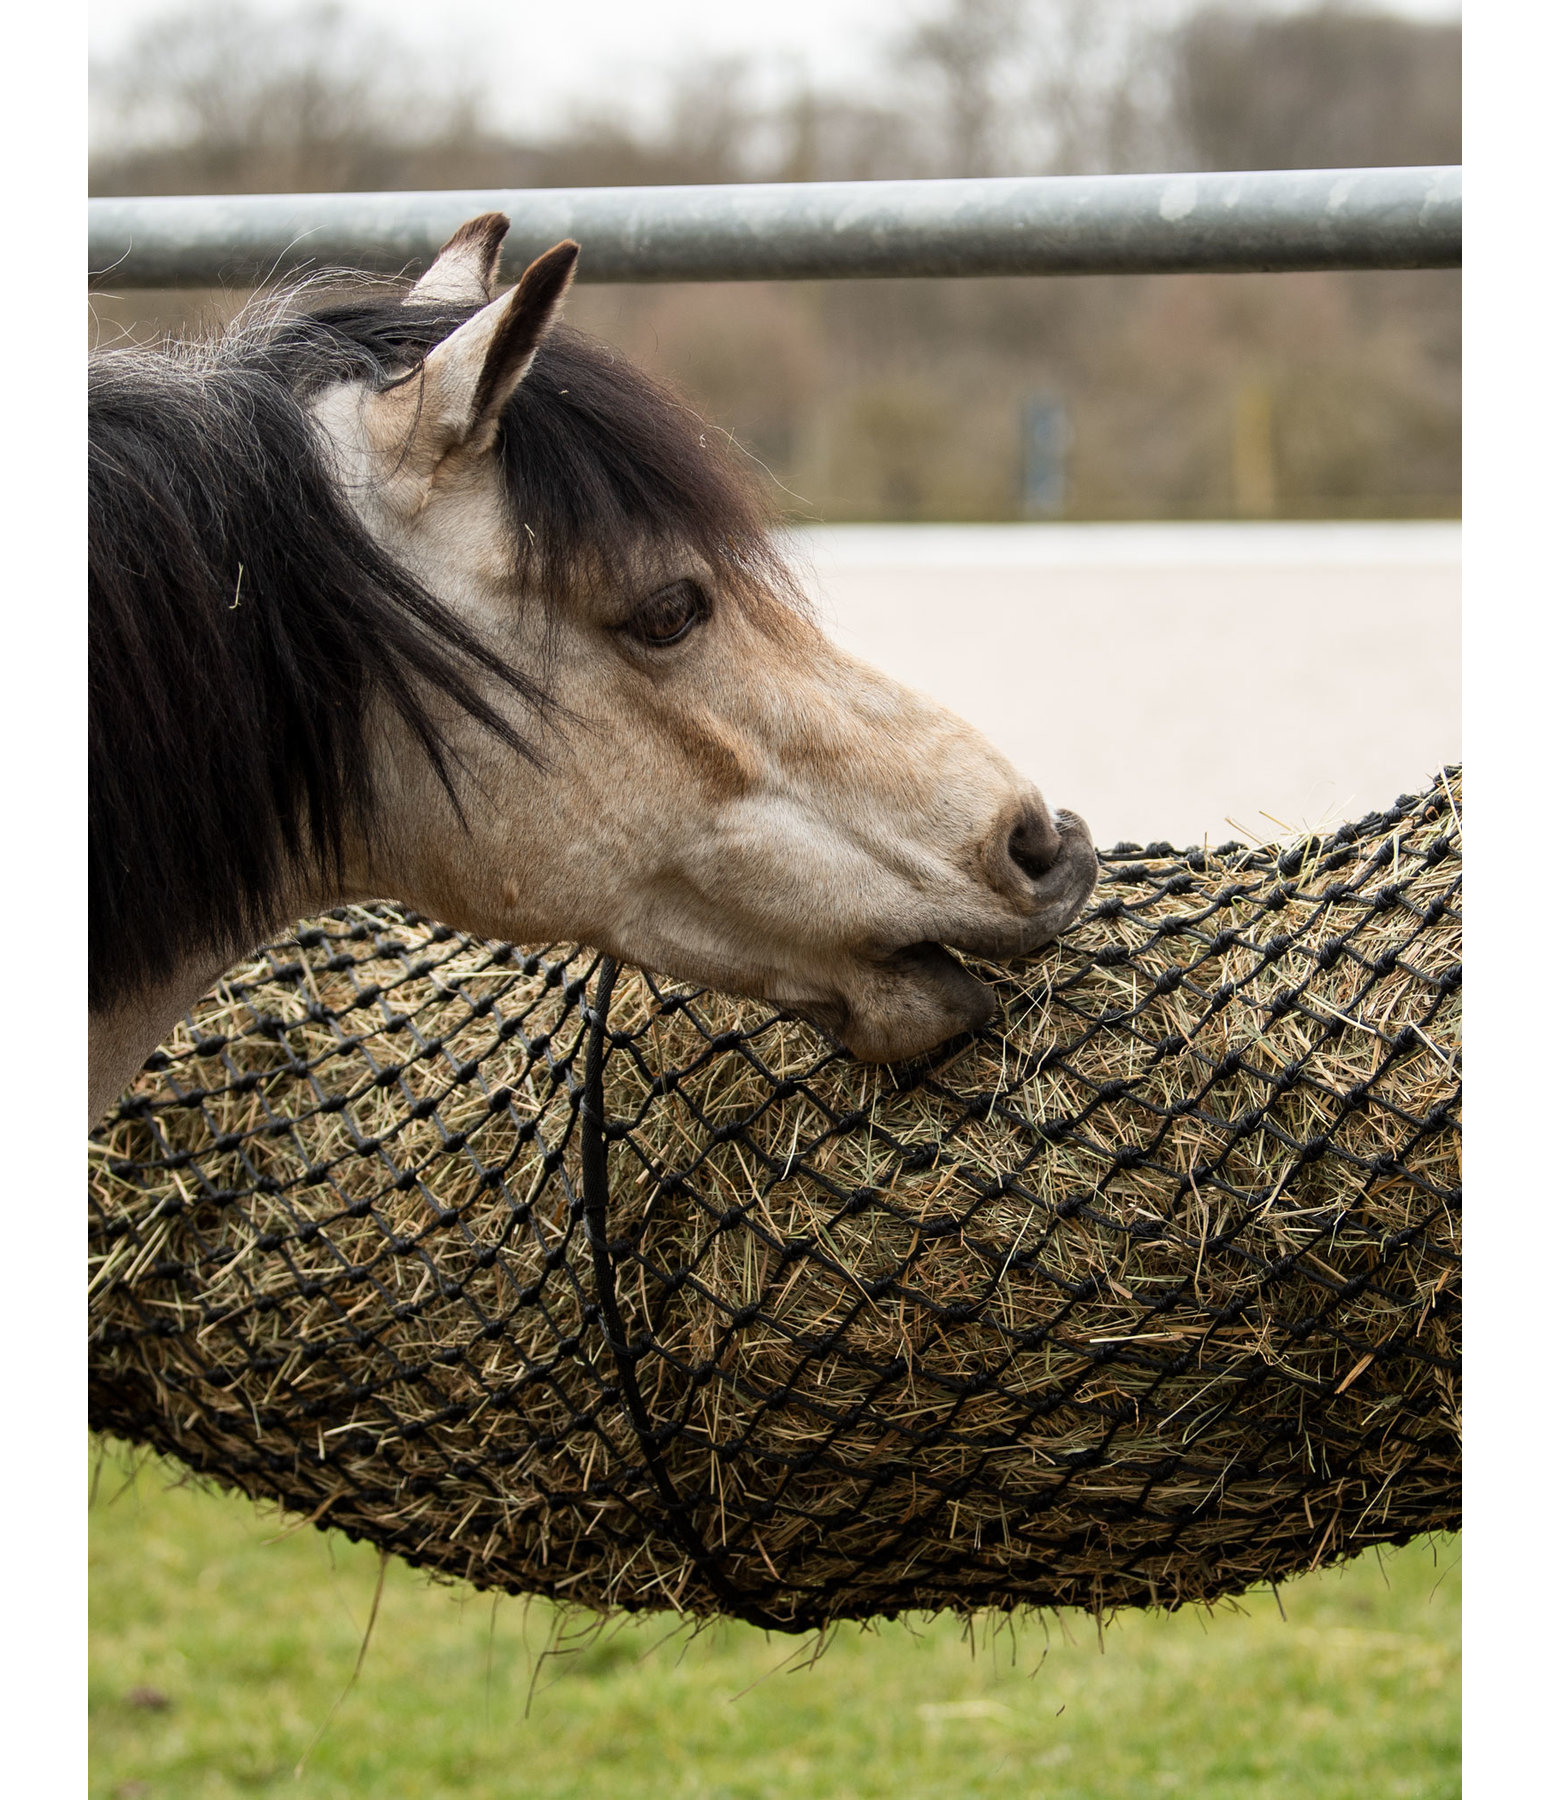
[90,771,1461,1633]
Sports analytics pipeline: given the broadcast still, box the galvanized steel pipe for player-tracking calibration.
[88,165,1461,289]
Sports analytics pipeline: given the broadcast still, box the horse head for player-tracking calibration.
[309,213,1096,1065]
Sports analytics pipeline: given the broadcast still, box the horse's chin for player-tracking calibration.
[793,942,997,1065]
[785,823,1099,1064]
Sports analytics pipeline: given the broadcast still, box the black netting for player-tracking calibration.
[89,772,1461,1632]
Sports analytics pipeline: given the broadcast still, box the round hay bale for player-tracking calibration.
[89,773,1461,1631]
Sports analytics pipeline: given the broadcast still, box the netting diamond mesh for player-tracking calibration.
[89,772,1461,1631]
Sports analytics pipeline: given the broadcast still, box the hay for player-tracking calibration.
[89,772,1461,1631]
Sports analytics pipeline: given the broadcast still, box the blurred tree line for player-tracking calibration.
[90,0,1460,521]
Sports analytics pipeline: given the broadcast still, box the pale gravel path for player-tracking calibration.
[792,523,1461,850]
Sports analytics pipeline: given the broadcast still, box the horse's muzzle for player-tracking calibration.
[804,812,1097,1064]
[952,806,1097,962]
[1017,808,1098,948]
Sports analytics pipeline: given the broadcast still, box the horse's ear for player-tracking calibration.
[410,240,580,456]
[408,212,510,305]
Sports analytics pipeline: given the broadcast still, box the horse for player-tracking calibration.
[88,212,1097,1126]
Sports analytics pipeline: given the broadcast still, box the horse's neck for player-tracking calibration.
[88,954,239,1130]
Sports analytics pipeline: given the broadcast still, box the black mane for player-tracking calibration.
[88,284,784,1016]
[284,296,788,599]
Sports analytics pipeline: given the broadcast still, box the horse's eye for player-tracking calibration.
[627,581,708,647]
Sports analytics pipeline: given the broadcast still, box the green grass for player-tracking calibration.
[90,1440,1459,1800]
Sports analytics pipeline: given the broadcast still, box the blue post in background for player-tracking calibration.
[1021,394,1069,518]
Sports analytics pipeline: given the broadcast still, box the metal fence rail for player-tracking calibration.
[89,165,1460,289]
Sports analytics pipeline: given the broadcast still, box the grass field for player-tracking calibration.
[90,1440,1460,1799]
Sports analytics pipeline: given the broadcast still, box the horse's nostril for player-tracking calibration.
[1008,807,1063,882]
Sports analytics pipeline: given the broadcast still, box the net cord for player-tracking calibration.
[581,954,794,1633]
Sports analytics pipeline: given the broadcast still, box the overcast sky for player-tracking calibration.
[88,0,1463,137]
